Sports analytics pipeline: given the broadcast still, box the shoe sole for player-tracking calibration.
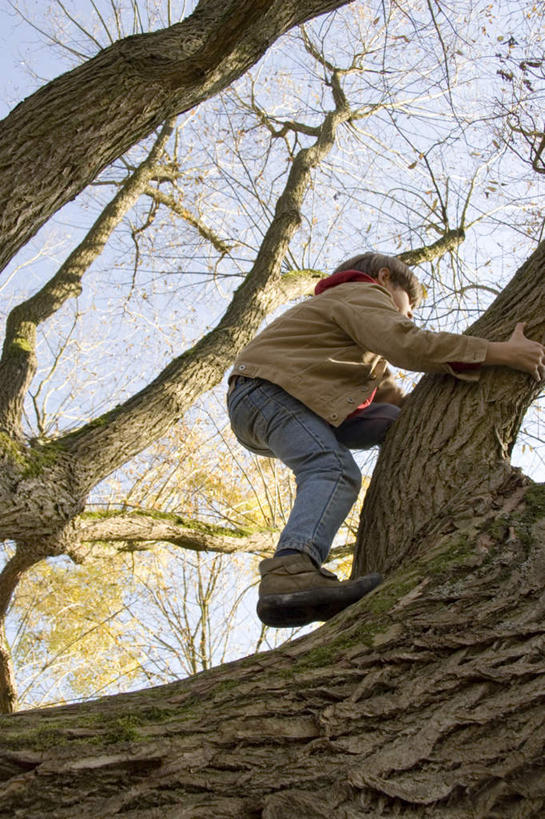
[257,573,382,627]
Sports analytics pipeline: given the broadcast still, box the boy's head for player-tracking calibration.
[334,252,424,309]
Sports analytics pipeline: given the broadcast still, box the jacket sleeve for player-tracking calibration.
[331,286,488,380]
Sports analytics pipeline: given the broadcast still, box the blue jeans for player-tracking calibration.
[227,377,399,566]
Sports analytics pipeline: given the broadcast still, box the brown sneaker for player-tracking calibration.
[256,553,382,627]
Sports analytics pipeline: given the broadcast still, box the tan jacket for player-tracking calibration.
[231,282,488,427]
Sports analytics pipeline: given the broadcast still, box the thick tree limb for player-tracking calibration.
[0,621,17,716]
[1,481,545,813]
[0,0,355,273]
[76,512,277,556]
[74,510,354,562]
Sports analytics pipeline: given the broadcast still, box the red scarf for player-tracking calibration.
[314,269,376,295]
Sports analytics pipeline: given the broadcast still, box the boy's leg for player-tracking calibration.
[334,403,400,450]
[227,377,382,626]
[228,377,361,564]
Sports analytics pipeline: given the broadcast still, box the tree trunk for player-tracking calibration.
[0,0,353,274]
[1,477,544,817]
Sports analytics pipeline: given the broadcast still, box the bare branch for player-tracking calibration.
[397,227,465,266]
[0,119,175,438]
[75,509,355,563]
[76,511,277,556]
[142,185,233,254]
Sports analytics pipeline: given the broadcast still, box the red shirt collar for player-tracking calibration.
[314,269,376,295]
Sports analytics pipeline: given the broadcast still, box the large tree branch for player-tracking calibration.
[76,511,277,556]
[74,509,355,562]
[0,621,17,716]
[0,119,175,439]
[0,0,355,274]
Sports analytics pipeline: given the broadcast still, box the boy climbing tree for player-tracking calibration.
[227,252,545,627]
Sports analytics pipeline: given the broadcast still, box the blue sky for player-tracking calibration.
[0,4,50,115]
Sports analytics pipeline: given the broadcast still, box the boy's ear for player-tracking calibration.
[377,267,391,286]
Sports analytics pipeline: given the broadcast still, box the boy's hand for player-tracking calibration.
[486,323,545,381]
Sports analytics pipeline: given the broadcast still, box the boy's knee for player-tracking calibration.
[373,403,400,443]
[383,403,401,422]
[341,453,362,494]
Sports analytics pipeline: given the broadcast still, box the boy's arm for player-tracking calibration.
[380,323,545,406]
[333,289,545,382]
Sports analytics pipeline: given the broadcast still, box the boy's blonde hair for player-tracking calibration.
[334,252,424,308]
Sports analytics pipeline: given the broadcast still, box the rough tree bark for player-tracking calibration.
[0,0,354,274]
[1,244,544,816]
